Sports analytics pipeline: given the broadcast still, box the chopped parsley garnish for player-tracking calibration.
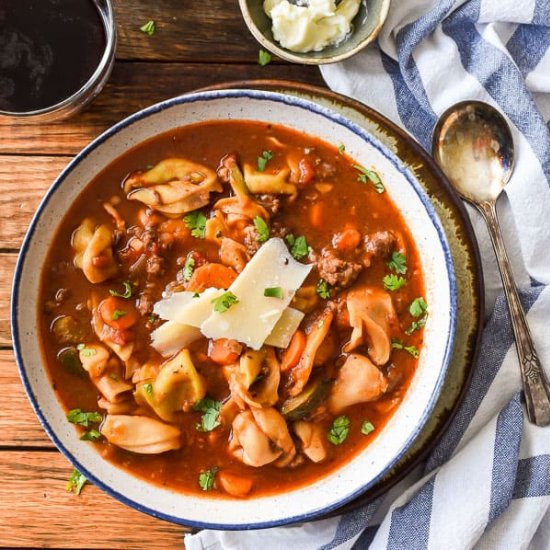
[257,150,274,172]
[194,398,222,432]
[67,409,103,427]
[193,292,201,298]
[198,467,218,491]
[254,216,270,242]
[409,297,428,318]
[353,164,385,193]
[148,315,157,324]
[391,339,420,358]
[338,144,346,154]
[405,297,429,335]
[361,421,375,436]
[183,255,195,281]
[184,211,207,239]
[258,48,272,66]
[80,429,102,441]
[109,281,132,298]
[77,344,97,357]
[383,274,406,291]
[285,233,309,260]
[387,251,407,274]
[264,287,284,299]
[327,415,350,445]
[140,20,156,36]
[66,469,87,495]
[316,279,331,300]
[111,309,126,321]
[143,383,154,396]
[211,291,239,313]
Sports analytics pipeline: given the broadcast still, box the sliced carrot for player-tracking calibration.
[280,330,307,372]
[333,228,361,252]
[208,338,242,365]
[309,202,323,229]
[98,296,139,330]
[218,471,253,497]
[187,263,238,292]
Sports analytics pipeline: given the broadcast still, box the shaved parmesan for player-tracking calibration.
[201,238,312,349]
[265,307,305,348]
[151,320,201,357]
[154,288,224,326]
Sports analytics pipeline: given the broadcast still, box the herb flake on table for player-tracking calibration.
[258,49,272,66]
[140,20,156,36]
[66,469,87,495]
[211,291,239,313]
[264,286,284,299]
[194,398,222,432]
[198,467,218,491]
[387,251,407,274]
[109,281,132,298]
[353,164,385,193]
[383,274,406,291]
[257,150,274,172]
[254,216,270,242]
[327,415,350,445]
[184,211,207,239]
[67,409,103,428]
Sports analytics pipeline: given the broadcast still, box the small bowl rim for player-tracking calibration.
[238,0,391,65]
[0,0,116,120]
[11,88,457,529]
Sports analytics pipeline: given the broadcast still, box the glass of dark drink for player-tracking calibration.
[0,0,116,121]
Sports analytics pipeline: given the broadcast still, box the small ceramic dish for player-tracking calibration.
[239,0,390,65]
[12,89,456,529]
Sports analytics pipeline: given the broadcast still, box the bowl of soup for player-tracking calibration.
[12,89,456,528]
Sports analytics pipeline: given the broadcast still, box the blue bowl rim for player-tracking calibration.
[11,88,458,530]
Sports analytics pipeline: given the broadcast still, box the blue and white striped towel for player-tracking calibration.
[186,1,550,548]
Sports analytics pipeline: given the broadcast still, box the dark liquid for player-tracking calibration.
[0,0,106,112]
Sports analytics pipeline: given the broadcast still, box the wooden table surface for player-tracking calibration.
[0,1,325,547]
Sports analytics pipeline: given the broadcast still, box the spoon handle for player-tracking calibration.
[478,201,550,426]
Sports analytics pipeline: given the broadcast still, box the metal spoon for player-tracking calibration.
[432,100,550,427]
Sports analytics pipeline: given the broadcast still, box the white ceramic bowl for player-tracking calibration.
[12,89,457,529]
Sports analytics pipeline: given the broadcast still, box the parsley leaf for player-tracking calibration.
[258,48,272,66]
[140,20,156,36]
[183,255,195,281]
[211,291,239,313]
[194,398,222,432]
[66,469,87,495]
[198,467,218,491]
[77,344,97,357]
[285,233,309,260]
[391,339,420,358]
[338,144,346,154]
[257,150,274,172]
[316,279,331,300]
[353,164,385,193]
[254,216,270,242]
[111,309,126,320]
[409,297,428,318]
[80,429,102,441]
[143,383,154,395]
[327,415,350,445]
[184,211,207,239]
[264,287,284,299]
[405,314,428,335]
[67,409,103,428]
[383,274,406,291]
[109,281,132,298]
[387,251,407,274]
[361,421,375,435]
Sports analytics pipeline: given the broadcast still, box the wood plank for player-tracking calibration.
[0,157,71,249]
[0,62,325,156]
[0,254,16,347]
[113,0,262,62]
[0,350,53,448]
[0,451,188,548]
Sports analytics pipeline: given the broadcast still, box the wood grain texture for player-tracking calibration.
[0,254,16,347]
[0,451,188,548]
[113,0,262,62]
[0,62,325,155]
[0,350,53,448]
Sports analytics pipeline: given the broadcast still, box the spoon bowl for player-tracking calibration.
[433,100,550,427]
